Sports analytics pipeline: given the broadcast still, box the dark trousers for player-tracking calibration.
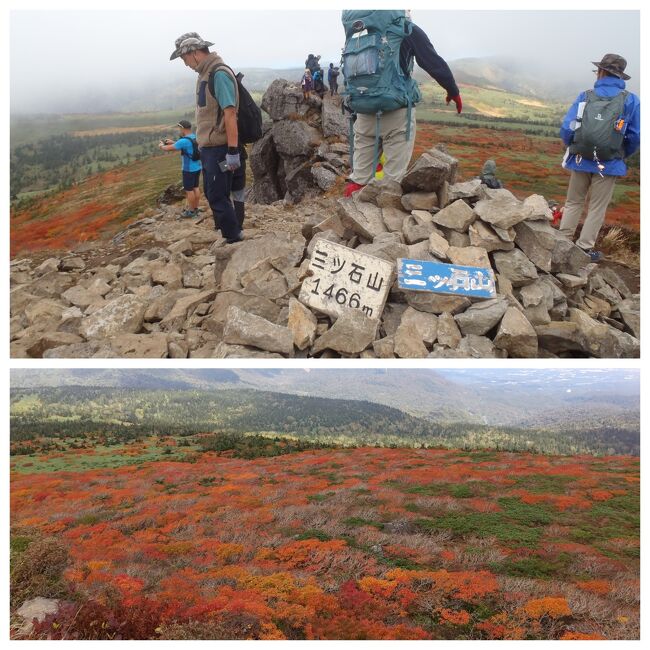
[200,145,240,240]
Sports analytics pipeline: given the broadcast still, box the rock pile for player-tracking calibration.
[10,142,639,359]
[249,79,350,204]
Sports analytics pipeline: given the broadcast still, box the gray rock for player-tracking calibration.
[454,297,508,336]
[337,197,387,240]
[447,245,491,269]
[311,165,338,191]
[288,297,318,350]
[448,179,483,201]
[373,336,395,358]
[43,340,116,358]
[261,78,311,120]
[34,258,61,275]
[110,333,169,358]
[60,256,86,272]
[401,192,439,212]
[401,149,456,193]
[160,289,218,331]
[25,331,84,358]
[312,310,378,355]
[203,291,282,338]
[80,294,146,340]
[405,291,471,315]
[513,219,558,271]
[223,306,294,355]
[615,295,640,338]
[212,342,284,358]
[494,306,538,357]
[431,199,475,232]
[321,95,348,138]
[394,321,428,358]
[469,220,514,252]
[474,197,527,230]
[400,307,438,345]
[428,230,450,260]
[435,311,463,348]
[521,194,553,221]
[30,271,76,299]
[550,238,591,275]
[382,206,410,232]
[357,178,403,206]
[457,334,506,358]
[16,598,60,636]
[219,232,305,290]
[535,321,587,355]
[493,249,538,286]
[272,120,321,158]
[402,217,435,245]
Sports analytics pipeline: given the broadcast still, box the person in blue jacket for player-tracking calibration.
[159,120,202,218]
[558,54,640,261]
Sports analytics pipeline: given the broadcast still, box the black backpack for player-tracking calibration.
[208,65,263,145]
[178,136,201,161]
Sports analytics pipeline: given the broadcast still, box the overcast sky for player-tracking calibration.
[10,9,640,112]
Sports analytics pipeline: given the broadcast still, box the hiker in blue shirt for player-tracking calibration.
[558,53,640,261]
[159,120,202,218]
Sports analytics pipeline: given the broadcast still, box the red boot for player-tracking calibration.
[343,182,365,198]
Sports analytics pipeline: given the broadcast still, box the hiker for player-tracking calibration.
[558,53,640,262]
[342,10,462,196]
[301,69,313,101]
[305,54,322,75]
[158,120,202,218]
[479,159,503,189]
[312,68,327,99]
[328,63,340,96]
[170,32,243,243]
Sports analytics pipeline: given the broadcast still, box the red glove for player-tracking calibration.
[446,94,462,114]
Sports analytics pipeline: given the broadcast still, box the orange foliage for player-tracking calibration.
[523,597,572,619]
[439,608,471,625]
[576,580,611,596]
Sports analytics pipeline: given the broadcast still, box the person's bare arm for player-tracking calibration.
[223,107,239,148]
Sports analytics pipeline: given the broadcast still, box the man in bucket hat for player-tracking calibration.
[170,32,243,243]
[558,54,640,261]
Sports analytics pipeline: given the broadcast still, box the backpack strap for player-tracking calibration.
[372,111,382,176]
[177,136,191,158]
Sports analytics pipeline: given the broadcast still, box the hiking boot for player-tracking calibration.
[226,232,244,244]
[343,182,365,198]
[180,209,197,218]
[584,249,603,262]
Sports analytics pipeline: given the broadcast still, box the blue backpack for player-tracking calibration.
[341,10,421,169]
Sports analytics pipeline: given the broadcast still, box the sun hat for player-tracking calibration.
[170,32,214,60]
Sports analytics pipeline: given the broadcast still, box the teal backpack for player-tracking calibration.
[341,10,421,171]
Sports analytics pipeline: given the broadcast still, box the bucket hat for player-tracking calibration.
[170,32,214,60]
[591,53,630,80]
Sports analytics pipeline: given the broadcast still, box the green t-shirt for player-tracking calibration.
[213,70,236,109]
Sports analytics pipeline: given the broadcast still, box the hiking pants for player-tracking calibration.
[200,145,241,240]
[559,170,617,250]
[350,107,416,185]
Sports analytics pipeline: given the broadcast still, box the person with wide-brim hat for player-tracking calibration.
[169,32,244,243]
[558,53,640,262]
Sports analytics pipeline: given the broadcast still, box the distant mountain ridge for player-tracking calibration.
[13,57,582,115]
[11,369,639,432]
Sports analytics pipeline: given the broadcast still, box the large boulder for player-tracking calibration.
[223,306,294,355]
[79,294,146,340]
[401,148,457,193]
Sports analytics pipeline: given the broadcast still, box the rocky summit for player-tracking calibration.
[9,82,640,359]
